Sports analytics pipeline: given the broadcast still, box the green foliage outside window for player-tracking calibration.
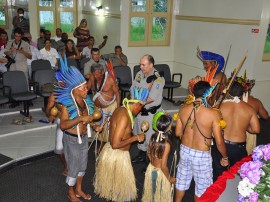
[0,7,6,26]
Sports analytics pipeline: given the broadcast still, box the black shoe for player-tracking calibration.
[132,151,146,163]
[29,101,33,107]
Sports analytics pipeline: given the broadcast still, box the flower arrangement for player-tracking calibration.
[238,143,270,202]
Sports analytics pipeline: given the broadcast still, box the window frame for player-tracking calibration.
[37,0,77,37]
[0,0,9,29]
[128,0,172,47]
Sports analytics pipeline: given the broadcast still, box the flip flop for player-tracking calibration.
[12,119,24,125]
[75,193,91,200]
[22,116,33,123]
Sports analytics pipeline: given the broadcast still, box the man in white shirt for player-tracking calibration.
[40,39,59,69]
[81,36,107,59]
[51,28,62,42]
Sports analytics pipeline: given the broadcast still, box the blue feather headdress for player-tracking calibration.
[197,47,225,76]
[54,54,94,120]
[130,87,149,104]
[202,83,217,108]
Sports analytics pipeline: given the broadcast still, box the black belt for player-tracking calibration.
[65,131,86,138]
[141,104,161,116]
[224,140,246,146]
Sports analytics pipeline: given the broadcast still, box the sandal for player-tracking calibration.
[12,119,24,125]
[22,116,32,123]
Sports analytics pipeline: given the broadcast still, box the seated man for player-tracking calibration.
[102,45,128,67]
[81,36,108,59]
[84,48,106,79]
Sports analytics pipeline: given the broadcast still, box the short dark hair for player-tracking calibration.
[115,45,122,50]
[91,64,104,73]
[22,37,29,43]
[17,8,24,13]
[56,28,62,32]
[40,28,46,34]
[0,30,7,35]
[13,27,24,35]
[89,36,95,40]
[144,54,155,65]
[193,81,211,98]
[229,81,244,97]
[44,39,51,44]
[91,48,100,54]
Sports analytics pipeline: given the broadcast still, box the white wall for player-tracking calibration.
[173,0,270,112]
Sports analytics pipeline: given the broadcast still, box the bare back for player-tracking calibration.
[220,101,260,142]
[109,107,132,151]
[176,103,221,151]
[247,96,269,120]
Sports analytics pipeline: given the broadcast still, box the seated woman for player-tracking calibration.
[40,39,59,69]
[61,39,80,68]
[142,112,176,202]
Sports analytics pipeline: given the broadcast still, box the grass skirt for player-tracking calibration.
[142,163,171,202]
[94,143,137,202]
[246,132,256,155]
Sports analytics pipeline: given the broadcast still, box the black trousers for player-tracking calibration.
[211,140,247,182]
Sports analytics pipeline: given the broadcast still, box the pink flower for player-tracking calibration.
[249,192,259,202]
[262,144,270,161]
[252,145,264,161]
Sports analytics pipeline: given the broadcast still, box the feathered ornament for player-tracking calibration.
[228,69,255,93]
[54,54,94,143]
[106,59,116,81]
[202,83,218,108]
[197,47,225,76]
[122,87,149,128]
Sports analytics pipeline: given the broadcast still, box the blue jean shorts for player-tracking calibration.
[175,144,213,197]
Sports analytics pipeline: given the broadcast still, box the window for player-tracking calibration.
[37,0,77,35]
[129,0,172,46]
[0,0,8,28]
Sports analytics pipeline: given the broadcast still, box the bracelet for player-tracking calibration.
[136,135,141,142]
[222,157,228,160]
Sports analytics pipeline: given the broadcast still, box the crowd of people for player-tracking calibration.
[0,9,128,87]
[1,8,269,202]
[45,47,268,202]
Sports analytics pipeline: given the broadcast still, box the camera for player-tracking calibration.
[5,55,16,69]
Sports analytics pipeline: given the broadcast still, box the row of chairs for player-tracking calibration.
[1,62,183,117]
[115,64,183,103]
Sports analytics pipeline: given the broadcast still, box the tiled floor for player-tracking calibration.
[0,88,188,168]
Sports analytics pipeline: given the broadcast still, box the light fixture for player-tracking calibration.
[96,5,103,10]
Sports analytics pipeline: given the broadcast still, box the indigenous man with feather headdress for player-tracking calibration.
[175,76,229,201]
[212,80,260,182]
[197,48,227,107]
[227,71,268,155]
[94,87,149,202]
[87,62,120,152]
[54,55,96,202]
